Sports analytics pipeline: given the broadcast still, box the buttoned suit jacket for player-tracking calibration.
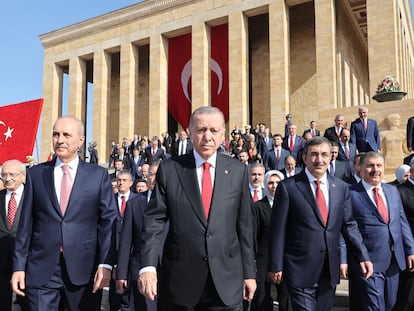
[140,152,256,306]
[323,126,341,143]
[13,159,118,287]
[263,147,290,171]
[268,172,369,288]
[346,182,414,273]
[114,192,139,252]
[407,117,414,150]
[282,136,304,161]
[141,147,166,165]
[337,142,357,165]
[350,118,381,152]
[116,194,147,281]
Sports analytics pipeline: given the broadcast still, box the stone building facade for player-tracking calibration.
[39,0,414,171]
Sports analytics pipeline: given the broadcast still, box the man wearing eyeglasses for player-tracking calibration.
[0,159,28,311]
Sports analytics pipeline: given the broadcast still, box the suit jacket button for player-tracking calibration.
[203,256,208,261]
[206,232,211,238]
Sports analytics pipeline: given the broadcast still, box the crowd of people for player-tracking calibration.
[2,106,414,311]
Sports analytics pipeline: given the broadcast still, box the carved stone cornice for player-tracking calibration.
[40,0,193,48]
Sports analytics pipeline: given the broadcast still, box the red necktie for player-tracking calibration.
[7,192,17,229]
[253,189,259,202]
[315,180,328,225]
[373,187,388,223]
[152,149,155,156]
[120,195,126,216]
[202,162,212,219]
[60,165,73,215]
[289,136,294,151]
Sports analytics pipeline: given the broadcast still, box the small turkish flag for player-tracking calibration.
[0,99,43,165]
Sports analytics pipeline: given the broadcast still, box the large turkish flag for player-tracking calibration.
[167,24,229,129]
[0,99,43,165]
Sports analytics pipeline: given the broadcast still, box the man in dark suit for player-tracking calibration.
[130,148,142,181]
[407,116,414,152]
[337,128,357,165]
[280,155,301,179]
[350,106,381,152]
[282,124,304,162]
[171,130,193,158]
[11,116,118,311]
[263,134,290,172]
[141,137,166,165]
[138,107,256,310]
[268,136,373,311]
[109,170,138,311]
[0,160,28,311]
[162,132,173,155]
[345,152,414,310]
[329,142,350,181]
[116,147,131,171]
[323,114,344,143]
[302,121,320,137]
[109,159,125,181]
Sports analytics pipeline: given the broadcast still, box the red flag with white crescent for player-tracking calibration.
[167,24,229,129]
[168,33,192,129]
[0,99,43,165]
[211,24,229,122]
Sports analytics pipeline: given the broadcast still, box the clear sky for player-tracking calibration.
[0,1,142,107]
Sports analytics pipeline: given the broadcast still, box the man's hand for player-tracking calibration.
[268,271,283,284]
[93,267,111,293]
[116,280,128,294]
[407,255,414,272]
[11,271,26,296]
[359,261,373,279]
[138,271,157,301]
[243,279,256,301]
[340,264,348,279]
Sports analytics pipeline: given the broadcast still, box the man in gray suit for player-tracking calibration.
[0,160,28,311]
[139,106,256,310]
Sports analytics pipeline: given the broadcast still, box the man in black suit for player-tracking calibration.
[171,130,193,158]
[0,160,28,311]
[323,114,344,143]
[407,116,414,153]
[109,170,137,311]
[109,159,125,181]
[268,136,373,311]
[141,137,166,165]
[337,128,357,166]
[116,147,131,171]
[263,134,290,172]
[138,107,256,310]
[328,142,350,181]
[280,155,301,179]
[302,121,320,137]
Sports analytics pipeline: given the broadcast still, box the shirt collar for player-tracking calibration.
[305,167,328,185]
[361,180,383,193]
[193,150,217,168]
[55,156,79,170]
[7,184,24,196]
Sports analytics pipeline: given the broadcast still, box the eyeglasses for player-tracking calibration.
[1,172,23,179]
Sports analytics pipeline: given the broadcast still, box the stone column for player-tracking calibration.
[192,22,210,111]
[148,33,168,138]
[41,61,63,160]
[228,12,249,137]
[314,0,337,109]
[120,42,138,138]
[93,49,111,165]
[68,56,87,120]
[269,1,290,135]
[367,0,398,100]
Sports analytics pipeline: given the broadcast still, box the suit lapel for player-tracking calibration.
[176,154,207,226]
[354,182,385,222]
[296,173,326,226]
[42,160,62,216]
[66,160,90,215]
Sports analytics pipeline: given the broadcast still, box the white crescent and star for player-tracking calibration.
[180,58,224,104]
[0,120,14,145]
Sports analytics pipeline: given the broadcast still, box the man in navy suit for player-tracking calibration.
[268,136,373,311]
[138,107,256,310]
[263,134,290,172]
[11,116,118,311]
[329,142,350,181]
[345,152,414,310]
[337,128,357,165]
[141,137,166,165]
[282,124,304,162]
[350,106,381,152]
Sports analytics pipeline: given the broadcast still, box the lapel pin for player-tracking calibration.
[225,170,229,175]
[332,184,336,188]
